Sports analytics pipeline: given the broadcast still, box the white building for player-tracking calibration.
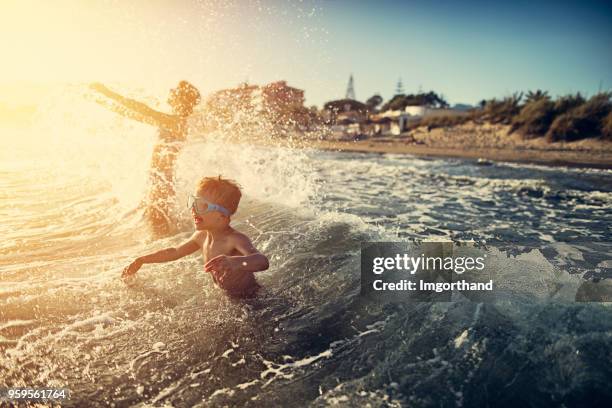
[404,105,428,117]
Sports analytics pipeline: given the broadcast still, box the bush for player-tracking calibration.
[603,111,612,140]
[423,114,470,129]
[510,98,556,138]
[478,93,523,124]
[546,93,611,142]
[553,93,585,114]
[510,93,588,139]
[546,114,583,142]
[407,113,470,131]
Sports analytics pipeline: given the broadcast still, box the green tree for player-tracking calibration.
[380,91,448,111]
[366,94,383,111]
[524,89,550,103]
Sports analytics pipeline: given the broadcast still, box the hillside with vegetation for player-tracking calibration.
[405,91,612,142]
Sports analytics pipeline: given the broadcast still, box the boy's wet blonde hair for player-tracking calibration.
[196,176,242,215]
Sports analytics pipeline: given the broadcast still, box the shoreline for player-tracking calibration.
[302,139,612,169]
[273,122,612,169]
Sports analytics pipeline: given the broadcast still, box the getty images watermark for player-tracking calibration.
[361,241,612,303]
[360,242,495,302]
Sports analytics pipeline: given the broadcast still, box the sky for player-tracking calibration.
[1,0,611,107]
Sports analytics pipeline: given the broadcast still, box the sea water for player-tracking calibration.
[1,89,611,407]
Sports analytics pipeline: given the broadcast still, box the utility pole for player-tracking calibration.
[395,78,404,95]
[346,74,356,100]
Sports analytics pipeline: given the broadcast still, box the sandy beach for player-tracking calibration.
[301,122,612,168]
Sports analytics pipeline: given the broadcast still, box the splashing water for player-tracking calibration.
[1,87,611,407]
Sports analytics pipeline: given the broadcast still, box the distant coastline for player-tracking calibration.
[284,122,612,169]
[200,82,612,169]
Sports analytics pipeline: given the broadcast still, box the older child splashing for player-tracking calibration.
[91,81,201,236]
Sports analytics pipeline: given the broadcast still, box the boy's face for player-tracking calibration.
[191,190,230,230]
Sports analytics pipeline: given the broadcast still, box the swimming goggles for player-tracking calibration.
[187,195,231,217]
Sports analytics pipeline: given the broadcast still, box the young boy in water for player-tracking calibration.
[90,81,201,236]
[121,176,269,297]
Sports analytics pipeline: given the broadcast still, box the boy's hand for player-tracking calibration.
[122,258,143,280]
[204,255,239,286]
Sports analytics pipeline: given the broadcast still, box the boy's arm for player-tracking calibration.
[122,232,203,278]
[90,83,178,130]
[204,234,269,275]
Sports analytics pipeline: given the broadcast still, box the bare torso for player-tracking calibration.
[145,119,186,234]
[150,122,186,184]
[199,230,260,297]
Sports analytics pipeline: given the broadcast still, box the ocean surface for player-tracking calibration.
[1,96,612,407]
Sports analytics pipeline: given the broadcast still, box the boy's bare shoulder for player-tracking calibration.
[228,229,256,245]
[228,228,251,241]
[190,230,207,245]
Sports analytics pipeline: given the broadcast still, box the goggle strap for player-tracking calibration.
[188,195,231,217]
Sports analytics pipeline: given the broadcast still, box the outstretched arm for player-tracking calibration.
[90,83,177,130]
[122,232,202,279]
